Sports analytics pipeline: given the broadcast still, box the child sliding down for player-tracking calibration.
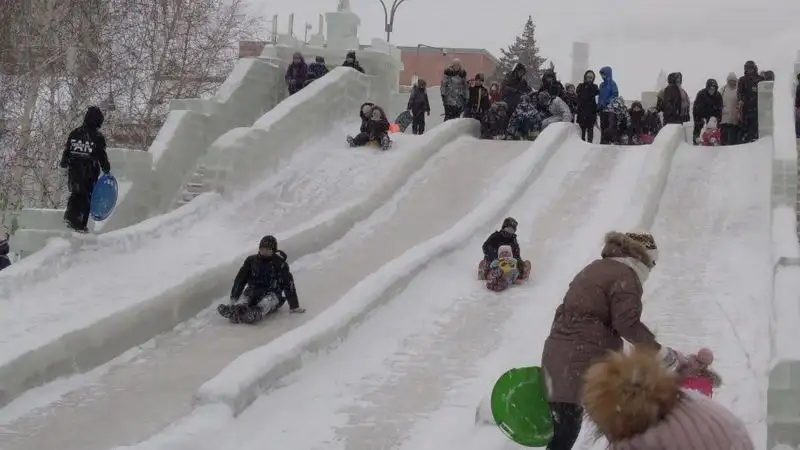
[700,117,722,146]
[486,245,520,292]
[678,347,722,397]
[347,103,392,150]
[478,217,532,283]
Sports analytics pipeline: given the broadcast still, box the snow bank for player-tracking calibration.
[767,60,800,449]
[616,124,684,231]
[192,123,570,415]
[0,194,220,297]
[0,119,476,412]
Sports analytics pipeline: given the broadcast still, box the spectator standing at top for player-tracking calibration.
[540,69,565,99]
[305,56,329,85]
[464,73,491,121]
[407,78,431,135]
[738,60,763,143]
[598,67,620,144]
[576,70,599,142]
[659,72,686,125]
[441,59,469,121]
[501,63,531,127]
[285,52,308,95]
[720,73,740,145]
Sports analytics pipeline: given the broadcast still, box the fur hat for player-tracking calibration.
[583,347,754,450]
[602,231,658,268]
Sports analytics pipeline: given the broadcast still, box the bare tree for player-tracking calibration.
[0,0,262,215]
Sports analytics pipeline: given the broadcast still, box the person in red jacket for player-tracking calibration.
[489,82,502,104]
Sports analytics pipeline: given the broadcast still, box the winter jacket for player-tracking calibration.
[465,85,491,118]
[540,70,565,99]
[358,102,376,133]
[0,237,9,272]
[598,66,619,109]
[659,72,685,124]
[0,255,9,272]
[693,79,723,122]
[562,90,578,119]
[407,86,430,115]
[643,110,662,135]
[628,102,646,136]
[576,71,600,128]
[59,106,111,195]
[441,66,468,108]
[720,79,739,125]
[738,61,762,114]
[541,232,662,404]
[342,54,365,73]
[307,62,329,81]
[501,63,532,113]
[231,250,295,301]
[489,87,502,104]
[365,106,390,139]
[285,57,308,87]
[541,96,573,129]
[482,229,523,262]
[481,102,509,138]
[605,97,631,130]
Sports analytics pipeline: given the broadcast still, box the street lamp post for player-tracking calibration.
[378,0,407,43]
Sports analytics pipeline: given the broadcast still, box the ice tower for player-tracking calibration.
[326,0,360,51]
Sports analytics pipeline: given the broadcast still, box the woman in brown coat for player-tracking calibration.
[540,231,684,450]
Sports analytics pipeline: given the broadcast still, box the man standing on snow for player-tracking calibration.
[59,106,111,233]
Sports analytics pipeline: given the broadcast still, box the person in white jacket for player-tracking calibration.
[719,72,740,145]
[537,91,573,129]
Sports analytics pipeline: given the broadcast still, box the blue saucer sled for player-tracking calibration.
[90,173,118,221]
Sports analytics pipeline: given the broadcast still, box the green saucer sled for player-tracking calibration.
[490,366,554,447]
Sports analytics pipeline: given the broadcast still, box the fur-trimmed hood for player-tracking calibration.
[601,231,657,268]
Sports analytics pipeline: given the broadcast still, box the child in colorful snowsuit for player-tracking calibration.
[486,245,520,291]
[507,93,542,140]
[700,117,722,146]
[218,235,305,324]
[478,217,531,281]
[347,104,391,150]
[407,79,431,135]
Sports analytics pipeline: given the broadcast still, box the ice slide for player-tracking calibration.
[0,126,535,449]
[118,128,776,450]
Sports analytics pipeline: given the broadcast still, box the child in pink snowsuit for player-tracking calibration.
[678,347,722,397]
[700,117,722,146]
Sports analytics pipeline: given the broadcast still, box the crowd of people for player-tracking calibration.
[284,50,365,95]
[401,58,775,147]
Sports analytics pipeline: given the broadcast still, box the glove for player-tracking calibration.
[658,346,686,372]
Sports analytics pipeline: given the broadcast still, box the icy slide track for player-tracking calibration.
[115,124,779,450]
[0,125,535,449]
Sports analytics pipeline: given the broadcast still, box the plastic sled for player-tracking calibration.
[395,110,413,132]
[478,259,530,282]
[681,376,714,398]
[90,173,118,221]
[491,366,554,447]
[389,122,401,133]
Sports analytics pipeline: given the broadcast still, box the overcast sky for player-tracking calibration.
[252,0,800,96]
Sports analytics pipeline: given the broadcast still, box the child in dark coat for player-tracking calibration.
[407,79,431,135]
[464,73,491,121]
[0,233,11,272]
[347,105,392,150]
[219,235,305,324]
[285,52,308,95]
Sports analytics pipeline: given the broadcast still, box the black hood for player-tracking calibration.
[583,70,596,83]
[359,102,375,121]
[705,78,718,90]
[667,72,679,85]
[84,106,104,129]
[744,60,758,75]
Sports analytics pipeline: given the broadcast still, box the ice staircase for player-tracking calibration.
[174,165,209,208]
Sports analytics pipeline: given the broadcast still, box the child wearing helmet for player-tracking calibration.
[219,235,305,324]
[478,217,531,281]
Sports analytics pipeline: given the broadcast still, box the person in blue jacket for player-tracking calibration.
[598,66,620,144]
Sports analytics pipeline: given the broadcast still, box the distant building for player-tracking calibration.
[398,46,498,87]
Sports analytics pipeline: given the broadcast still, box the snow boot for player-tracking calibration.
[379,134,392,150]
[346,135,356,147]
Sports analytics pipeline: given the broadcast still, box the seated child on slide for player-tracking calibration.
[678,347,722,397]
[486,245,520,291]
[347,103,392,150]
[478,217,531,281]
[700,117,722,146]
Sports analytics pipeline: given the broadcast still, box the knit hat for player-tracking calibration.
[624,231,658,264]
[498,245,513,258]
[259,235,277,251]
[583,347,754,450]
[501,217,518,232]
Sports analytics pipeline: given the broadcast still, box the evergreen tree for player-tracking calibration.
[493,16,547,87]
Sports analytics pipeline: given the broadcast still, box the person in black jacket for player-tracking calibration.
[478,217,531,281]
[658,72,685,125]
[540,69,565,99]
[342,50,365,73]
[501,63,532,127]
[692,79,723,145]
[219,235,305,324]
[305,56,329,85]
[576,70,599,142]
[59,106,111,233]
[407,79,431,135]
[347,105,391,150]
[0,232,10,272]
[464,73,491,122]
[738,60,764,143]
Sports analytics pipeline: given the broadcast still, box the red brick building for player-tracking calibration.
[398,46,498,87]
